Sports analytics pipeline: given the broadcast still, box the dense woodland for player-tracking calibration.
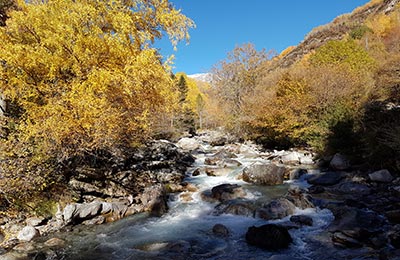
[0,0,399,215]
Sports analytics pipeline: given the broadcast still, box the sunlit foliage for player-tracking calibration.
[0,0,194,205]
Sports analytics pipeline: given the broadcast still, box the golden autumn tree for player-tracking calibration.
[0,0,194,201]
[210,43,273,135]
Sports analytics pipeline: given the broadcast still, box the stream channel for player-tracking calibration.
[57,140,336,260]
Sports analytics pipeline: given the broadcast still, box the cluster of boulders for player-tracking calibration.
[0,139,196,257]
[191,139,400,256]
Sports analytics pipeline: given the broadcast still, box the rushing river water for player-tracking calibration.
[59,142,337,260]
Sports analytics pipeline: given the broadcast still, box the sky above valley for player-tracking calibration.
[156,0,371,75]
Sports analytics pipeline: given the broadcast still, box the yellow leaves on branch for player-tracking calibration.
[0,0,194,159]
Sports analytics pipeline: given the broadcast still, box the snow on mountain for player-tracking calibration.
[187,73,212,83]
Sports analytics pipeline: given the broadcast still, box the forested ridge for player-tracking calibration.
[0,0,399,236]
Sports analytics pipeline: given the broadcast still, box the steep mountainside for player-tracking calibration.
[274,0,399,69]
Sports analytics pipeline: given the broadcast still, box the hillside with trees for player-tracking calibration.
[208,0,400,173]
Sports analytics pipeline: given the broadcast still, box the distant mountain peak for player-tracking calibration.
[187,73,212,83]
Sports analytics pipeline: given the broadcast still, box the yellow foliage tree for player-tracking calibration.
[0,0,194,201]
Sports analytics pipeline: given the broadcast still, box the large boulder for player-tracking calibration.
[176,137,201,151]
[257,198,296,220]
[211,184,246,202]
[243,163,286,185]
[245,224,292,250]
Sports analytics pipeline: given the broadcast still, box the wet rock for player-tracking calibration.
[243,163,286,185]
[192,168,201,176]
[205,149,237,166]
[308,185,325,194]
[334,181,371,195]
[214,200,256,217]
[140,184,168,217]
[44,237,65,248]
[212,224,230,238]
[257,198,296,220]
[307,171,343,186]
[165,240,191,254]
[369,169,393,183]
[328,206,386,246]
[290,215,313,226]
[211,184,246,202]
[289,169,307,180]
[330,153,350,170]
[245,224,292,250]
[286,186,315,209]
[17,226,40,242]
[332,232,363,248]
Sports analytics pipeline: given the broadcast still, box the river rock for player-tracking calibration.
[176,137,201,151]
[243,163,286,185]
[214,200,256,217]
[332,232,363,248]
[307,171,343,186]
[369,169,393,183]
[329,153,350,170]
[212,224,230,238]
[257,198,296,220]
[245,224,292,250]
[211,184,246,202]
[389,226,400,249]
[25,217,46,227]
[279,151,301,165]
[44,237,65,248]
[290,215,313,226]
[289,169,307,180]
[286,186,315,209]
[334,181,371,195]
[17,226,39,242]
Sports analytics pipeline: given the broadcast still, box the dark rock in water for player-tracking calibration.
[257,198,296,220]
[307,171,343,186]
[332,232,363,248]
[328,206,386,234]
[290,215,313,226]
[334,181,371,196]
[212,224,230,238]
[308,185,325,194]
[286,186,315,209]
[243,163,286,185]
[214,200,256,217]
[211,184,246,202]
[289,169,307,180]
[245,224,292,250]
[192,168,201,176]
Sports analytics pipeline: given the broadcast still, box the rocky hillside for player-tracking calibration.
[273,0,399,69]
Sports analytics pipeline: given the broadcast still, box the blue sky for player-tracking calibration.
[156,0,370,75]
